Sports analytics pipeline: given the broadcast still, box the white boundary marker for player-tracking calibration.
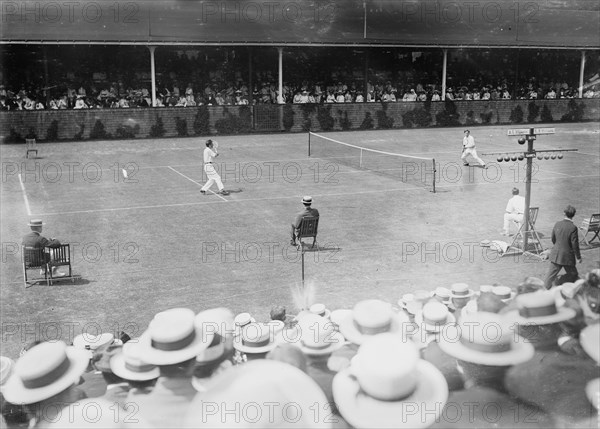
[18,173,32,216]
[167,166,228,202]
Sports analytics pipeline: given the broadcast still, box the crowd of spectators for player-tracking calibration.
[1,46,598,111]
[1,269,599,428]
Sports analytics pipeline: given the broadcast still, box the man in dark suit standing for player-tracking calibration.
[545,205,582,289]
[22,219,63,275]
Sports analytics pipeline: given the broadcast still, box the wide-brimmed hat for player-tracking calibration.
[330,309,352,327]
[3,341,89,404]
[195,307,235,352]
[184,360,329,428]
[338,300,408,345]
[309,303,331,319]
[450,283,475,299]
[137,308,215,365]
[580,323,599,364]
[440,313,534,366]
[415,302,456,333]
[110,341,159,381]
[479,285,494,294]
[433,287,452,304]
[27,219,43,227]
[506,291,576,325]
[233,322,279,354]
[333,333,448,428]
[296,313,345,356]
[234,312,255,329]
[0,356,15,389]
[492,286,516,302]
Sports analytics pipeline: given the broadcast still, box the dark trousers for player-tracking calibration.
[545,262,579,289]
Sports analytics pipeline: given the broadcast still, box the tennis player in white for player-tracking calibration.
[201,139,229,195]
[461,129,486,168]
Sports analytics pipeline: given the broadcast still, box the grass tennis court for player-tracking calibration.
[1,122,599,358]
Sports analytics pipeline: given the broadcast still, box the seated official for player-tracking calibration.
[290,196,319,246]
[22,219,64,276]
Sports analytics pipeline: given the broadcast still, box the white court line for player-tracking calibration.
[31,173,599,217]
[18,173,32,216]
[167,166,228,202]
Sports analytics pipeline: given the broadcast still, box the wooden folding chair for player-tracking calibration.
[296,217,319,251]
[22,246,49,288]
[25,138,38,158]
[47,244,74,284]
[580,213,600,246]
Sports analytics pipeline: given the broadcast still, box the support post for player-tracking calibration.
[148,46,157,107]
[277,47,284,104]
[579,50,586,99]
[523,133,534,252]
[441,49,448,101]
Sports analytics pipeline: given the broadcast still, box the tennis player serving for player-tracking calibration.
[200,139,229,195]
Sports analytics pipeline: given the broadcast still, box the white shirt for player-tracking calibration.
[204,147,217,163]
[506,195,525,215]
[463,135,475,149]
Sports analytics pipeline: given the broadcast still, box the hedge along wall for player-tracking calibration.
[1,99,598,143]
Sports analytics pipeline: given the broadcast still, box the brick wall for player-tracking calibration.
[1,99,598,143]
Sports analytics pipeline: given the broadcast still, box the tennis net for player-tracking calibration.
[308,132,436,192]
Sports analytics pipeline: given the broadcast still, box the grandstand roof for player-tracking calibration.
[1,0,599,49]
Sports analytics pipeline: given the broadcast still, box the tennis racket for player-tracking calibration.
[213,141,219,151]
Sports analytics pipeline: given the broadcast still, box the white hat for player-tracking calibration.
[309,303,331,319]
[233,322,279,354]
[109,341,159,381]
[439,313,534,366]
[184,360,329,428]
[3,342,89,404]
[506,291,576,325]
[450,283,475,299]
[330,309,352,326]
[333,333,448,428]
[0,356,15,388]
[492,285,516,302]
[337,300,409,345]
[415,301,456,333]
[586,378,600,410]
[433,287,452,303]
[234,312,255,327]
[296,313,345,356]
[137,308,215,365]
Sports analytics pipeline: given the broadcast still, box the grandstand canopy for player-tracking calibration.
[1,0,599,49]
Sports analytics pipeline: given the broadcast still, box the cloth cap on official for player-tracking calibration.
[302,196,313,205]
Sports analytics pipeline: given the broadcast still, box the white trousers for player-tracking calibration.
[461,147,485,166]
[201,164,224,192]
[503,212,524,234]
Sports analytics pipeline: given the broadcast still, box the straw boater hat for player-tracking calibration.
[0,357,15,392]
[415,301,456,333]
[440,313,534,366]
[137,308,215,365]
[329,309,352,327]
[506,291,576,325]
[184,360,329,428]
[433,287,452,304]
[27,219,44,227]
[109,341,159,381]
[296,313,345,356]
[338,299,408,345]
[302,196,313,205]
[333,333,448,428]
[309,303,331,319]
[233,322,279,354]
[450,283,475,299]
[492,285,516,302]
[3,341,89,404]
[479,285,494,295]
